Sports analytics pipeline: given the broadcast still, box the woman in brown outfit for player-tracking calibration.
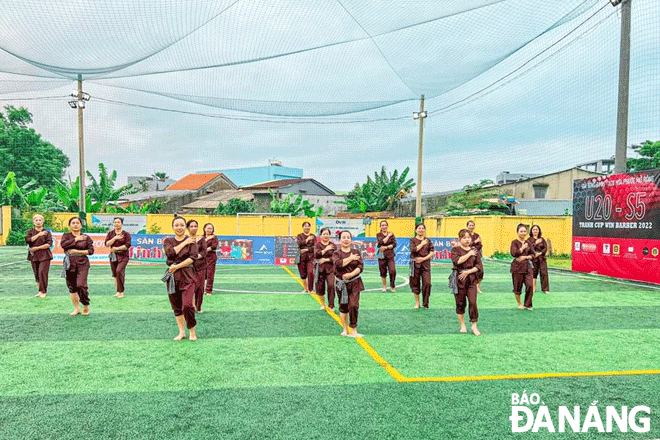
[377,220,397,292]
[61,217,94,316]
[332,230,365,337]
[105,217,131,298]
[296,221,316,293]
[451,229,483,336]
[186,219,207,313]
[528,224,550,294]
[409,223,434,309]
[25,214,53,298]
[314,227,336,310]
[203,223,219,295]
[466,219,484,293]
[510,223,535,310]
[163,216,198,341]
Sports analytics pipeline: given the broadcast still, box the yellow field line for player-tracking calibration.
[280,266,660,384]
[281,265,406,382]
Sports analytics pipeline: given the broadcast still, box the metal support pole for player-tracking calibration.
[614,0,632,174]
[77,76,86,213]
[415,95,425,218]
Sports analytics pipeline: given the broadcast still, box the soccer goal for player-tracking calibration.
[236,212,292,236]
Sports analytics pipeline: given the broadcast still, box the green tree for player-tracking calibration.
[437,179,507,216]
[627,140,660,172]
[0,106,70,190]
[215,198,256,215]
[269,190,322,217]
[86,163,134,212]
[54,177,102,213]
[340,166,415,213]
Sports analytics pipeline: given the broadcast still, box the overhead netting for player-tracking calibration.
[0,0,658,192]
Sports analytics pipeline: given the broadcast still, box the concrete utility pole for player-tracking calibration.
[614,0,632,174]
[413,95,427,218]
[77,77,85,212]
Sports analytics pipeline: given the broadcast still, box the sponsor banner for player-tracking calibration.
[275,236,454,266]
[572,236,660,284]
[573,170,660,284]
[50,233,455,266]
[315,218,366,238]
[573,170,660,239]
[90,215,147,234]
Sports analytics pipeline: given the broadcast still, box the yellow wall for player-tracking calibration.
[437,216,572,256]
[6,211,572,255]
[0,206,11,245]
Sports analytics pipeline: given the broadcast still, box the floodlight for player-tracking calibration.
[68,100,77,108]
[610,0,622,5]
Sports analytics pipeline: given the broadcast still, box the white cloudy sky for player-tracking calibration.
[0,0,658,193]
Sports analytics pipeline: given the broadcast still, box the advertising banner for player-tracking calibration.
[90,215,147,234]
[572,170,660,284]
[275,236,454,266]
[315,218,366,238]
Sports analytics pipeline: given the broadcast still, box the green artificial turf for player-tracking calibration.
[1,246,659,439]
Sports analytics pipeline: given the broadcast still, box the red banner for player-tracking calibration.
[572,170,660,284]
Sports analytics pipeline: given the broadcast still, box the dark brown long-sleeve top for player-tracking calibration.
[163,237,198,284]
[528,237,548,262]
[332,248,365,291]
[104,230,132,257]
[296,233,316,256]
[510,239,534,273]
[410,237,434,269]
[314,241,337,272]
[204,236,219,265]
[60,233,94,269]
[25,229,53,261]
[191,236,207,271]
[376,232,397,259]
[470,232,483,252]
[451,246,484,289]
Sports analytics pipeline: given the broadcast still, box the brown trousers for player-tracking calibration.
[110,257,128,293]
[410,265,432,308]
[297,254,314,289]
[512,271,534,308]
[315,270,336,308]
[455,284,478,322]
[65,267,90,306]
[338,282,361,328]
[204,260,216,294]
[378,257,396,288]
[194,269,206,311]
[31,260,50,293]
[169,279,197,329]
[532,259,550,292]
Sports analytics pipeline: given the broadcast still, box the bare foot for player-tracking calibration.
[348,331,363,338]
[524,307,533,311]
[34,293,41,297]
[38,293,47,298]
[390,287,396,293]
[517,304,523,310]
[116,293,124,298]
[543,291,550,294]
[197,309,204,314]
[189,330,197,341]
[173,334,186,341]
[459,327,467,334]
[381,287,386,292]
[477,288,483,294]
[340,330,348,336]
[82,306,89,316]
[319,305,326,310]
[114,293,120,297]
[205,293,212,296]
[472,328,482,336]
[69,309,81,316]
[414,304,420,309]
